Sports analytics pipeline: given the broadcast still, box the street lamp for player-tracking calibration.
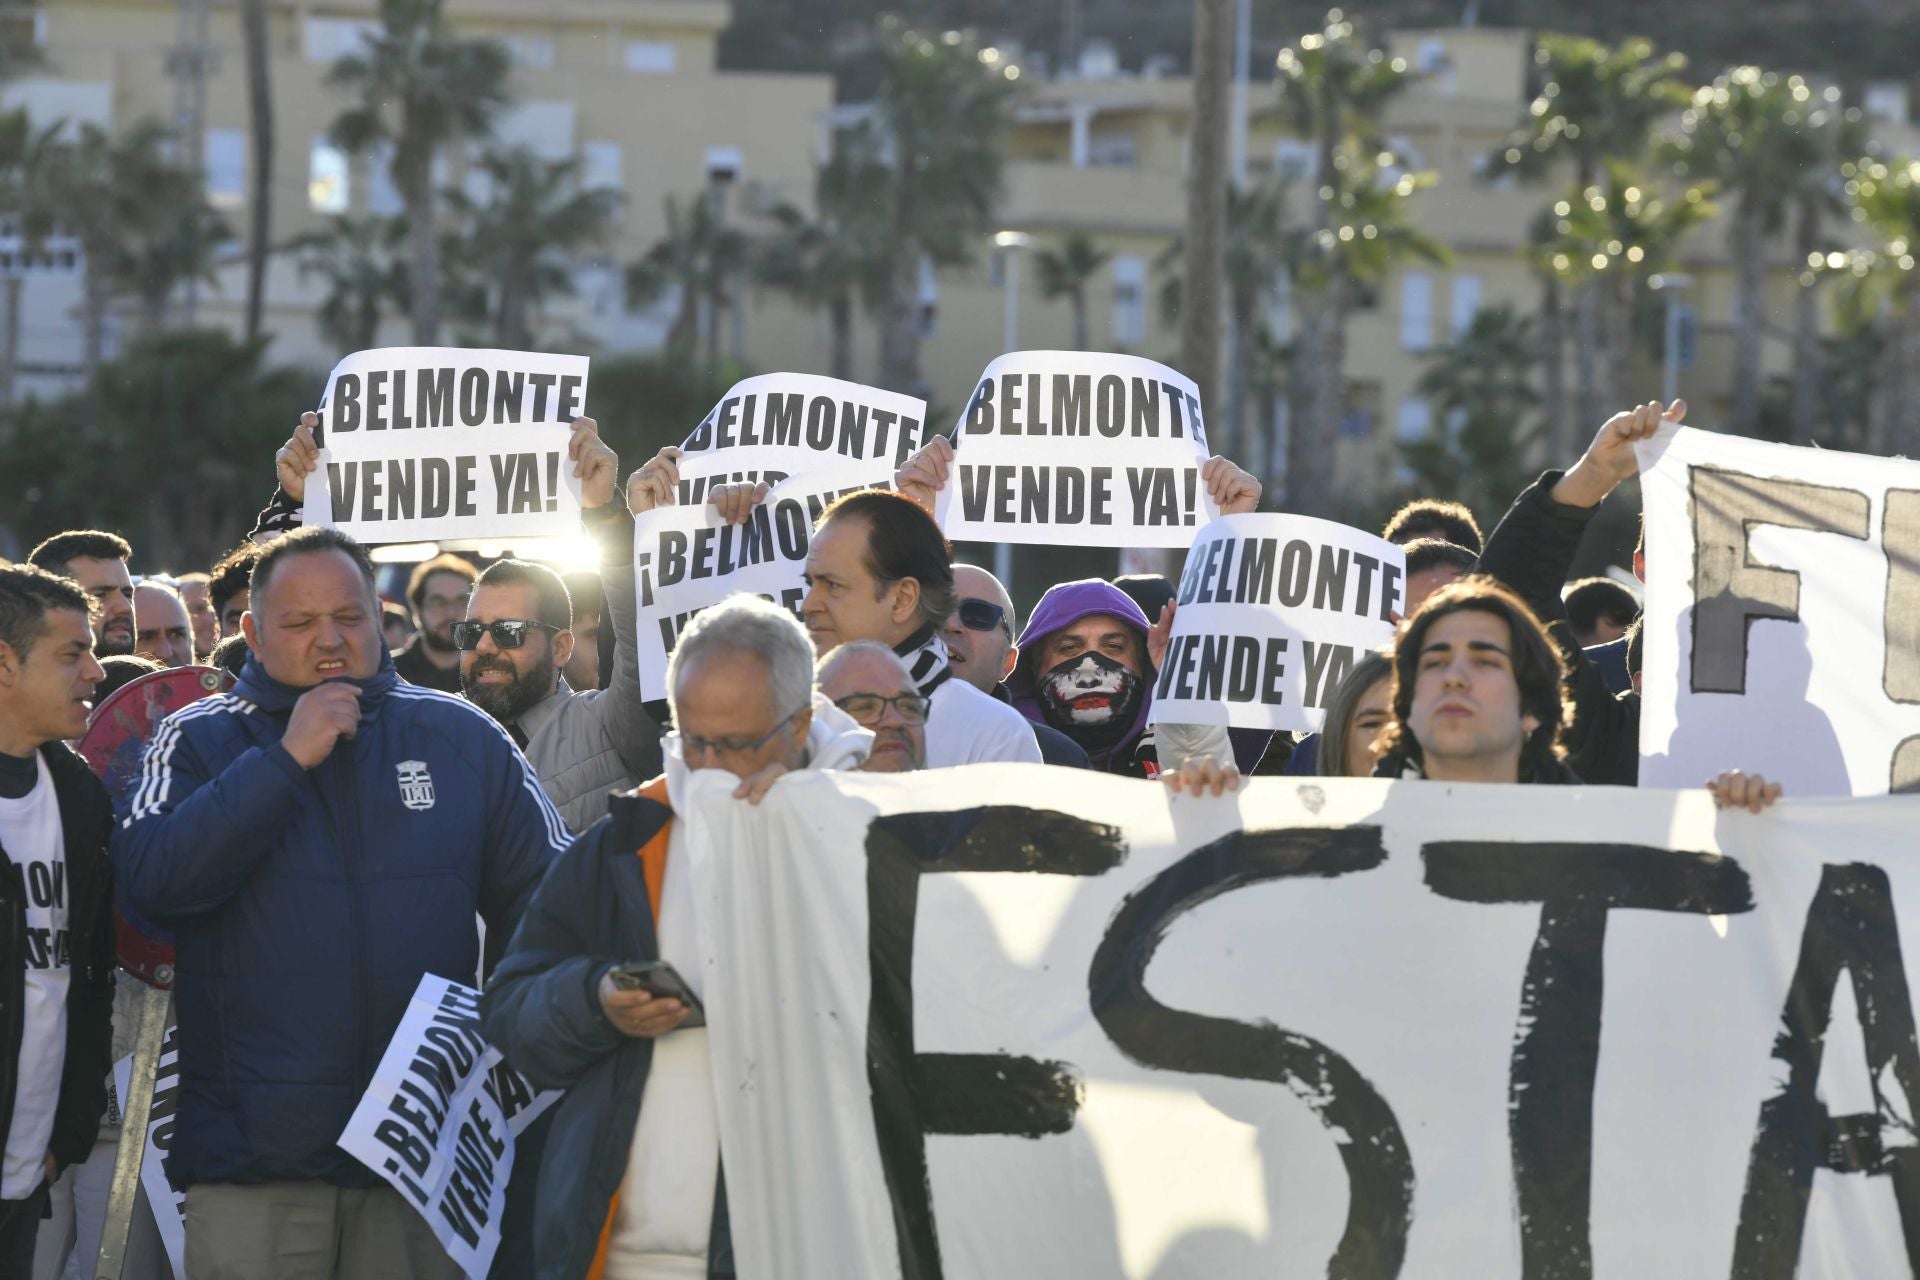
[992,230,1033,589]
[1649,272,1694,407]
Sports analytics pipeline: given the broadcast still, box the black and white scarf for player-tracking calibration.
[895,626,954,697]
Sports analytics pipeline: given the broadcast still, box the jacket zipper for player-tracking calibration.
[333,743,370,1091]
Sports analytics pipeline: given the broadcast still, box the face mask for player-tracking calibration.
[1038,650,1143,750]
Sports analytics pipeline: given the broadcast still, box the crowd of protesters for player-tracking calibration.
[0,391,1785,1280]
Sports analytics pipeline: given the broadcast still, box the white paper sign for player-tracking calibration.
[1636,424,1920,796]
[111,1028,187,1280]
[633,461,892,700]
[680,766,1920,1278]
[1149,514,1403,732]
[304,346,588,542]
[673,372,928,499]
[935,351,1218,548]
[338,975,560,1280]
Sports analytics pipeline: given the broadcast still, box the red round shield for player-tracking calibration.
[78,665,235,988]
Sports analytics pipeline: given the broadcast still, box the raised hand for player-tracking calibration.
[277,413,322,504]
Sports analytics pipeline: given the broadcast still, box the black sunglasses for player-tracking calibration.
[451,619,560,651]
[955,598,1007,634]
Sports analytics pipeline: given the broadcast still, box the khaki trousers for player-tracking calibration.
[184,1181,463,1280]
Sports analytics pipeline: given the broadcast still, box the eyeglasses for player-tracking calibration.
[450,619,560,651]
[668,708,804,761]
[955,598,1008,635]
[833,692,932,726]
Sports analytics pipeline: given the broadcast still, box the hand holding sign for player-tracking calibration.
[629,446,684,513]
[1552,398,1686,508]
[710,481,772,526]
[894,434,954,515]
[278,413,321,503]
[1202,455,1262,515]
[569,417,617,509]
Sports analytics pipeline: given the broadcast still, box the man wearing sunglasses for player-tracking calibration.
[817,641,927,772]
[943,564,1090,769]
[453,420,662,834]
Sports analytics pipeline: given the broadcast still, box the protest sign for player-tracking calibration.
[1148,514,1403,732]
[935,351,1219,548]
[1637,424,1920,796]
[111,1027,186,1279]
[673,372,928,502]
[303,347,588,542]
[339,975,560,1280]
[634,461,891,699]
[681,766,1920,1277]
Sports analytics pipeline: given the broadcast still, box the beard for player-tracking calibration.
[420,624,458,654]
[461,654,552,726]
[94,626,135,659]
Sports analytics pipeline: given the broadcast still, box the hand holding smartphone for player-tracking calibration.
[606,960,706,1029]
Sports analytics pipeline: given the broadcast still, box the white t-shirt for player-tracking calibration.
[606,822,718,1280]
[924,677,1045,768]
[0,753,69,1200]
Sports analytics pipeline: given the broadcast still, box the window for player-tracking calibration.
[1450,274,1482,337]
[1397,397,1433,443]
[366,141,403,216]
[1087,129,1136,168]
[1340,382,1379,439]
[1400,271,1434,352]
[204,128,245,210]
[624,41,676,74]
[1266,268,1292,344]
[304,17,378,64]
[309,137,349,214]
[1111,255,1146,346]
[581,141,623,194]
[1272,140,1318,182]
[917,255,939,339]
[505,35,556,70]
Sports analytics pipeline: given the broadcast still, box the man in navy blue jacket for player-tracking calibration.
[112,527,569,1279]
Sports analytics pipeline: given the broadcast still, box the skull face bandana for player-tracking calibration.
[1038,650,1143,751]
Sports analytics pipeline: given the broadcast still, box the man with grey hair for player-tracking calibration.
[942,564,1089,769]
[483,592,870,1280]
[817,640,927,772]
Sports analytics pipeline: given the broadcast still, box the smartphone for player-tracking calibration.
[607,960,706,1028]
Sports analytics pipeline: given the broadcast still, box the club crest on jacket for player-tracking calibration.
[396,760,436,811]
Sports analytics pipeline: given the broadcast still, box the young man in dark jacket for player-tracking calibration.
[0,567,114,1275]
[112,527,570,1278]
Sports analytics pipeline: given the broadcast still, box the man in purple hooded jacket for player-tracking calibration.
[1007,578,1227,778]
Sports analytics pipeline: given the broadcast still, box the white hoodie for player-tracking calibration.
[606,695,870,1279]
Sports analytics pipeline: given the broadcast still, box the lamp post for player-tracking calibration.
[1649,272,1694,407]
[992,230,1032,589]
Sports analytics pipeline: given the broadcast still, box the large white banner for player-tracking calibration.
[633,462,890,700]
[1149,514,1403,732]
[338,975,560,1280]
[305,347,589,541]
[1637,425,1920,796]
[674,372,928,499]
[680,766,1920,1277]
[935,352,1219,548]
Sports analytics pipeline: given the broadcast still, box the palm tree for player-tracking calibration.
[1034,232,1111,351]
[326,0,510,345]
[293,215,406,355]
[1404,305,1542,522]
[239,0,274,341]
[1276,13,1443,517]
[43,120,230,371]
[1536,163,1717,420]
[0,108,60,406]
[1784,99,1868,446]
[1156,179,1298,462]
[754,127,890,381]
[628,193,749,370]
[443,147,621,349]
[870,22,1016,395]
[1827,155,1920,455]
[1666,68,1838,437]
[1488,35,1691,446]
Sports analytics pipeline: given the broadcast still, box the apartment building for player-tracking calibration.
[3,0,833,397]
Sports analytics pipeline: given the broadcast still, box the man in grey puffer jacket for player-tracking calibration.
[456,418,662,832]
